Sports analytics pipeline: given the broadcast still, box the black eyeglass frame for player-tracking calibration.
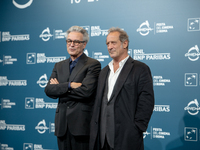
[66,39,85,46]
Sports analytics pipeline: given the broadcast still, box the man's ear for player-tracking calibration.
[123,40,128,49]
[83,42,87,49]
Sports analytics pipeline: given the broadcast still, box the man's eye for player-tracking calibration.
[111,41,116,44]
[74,40,80,44]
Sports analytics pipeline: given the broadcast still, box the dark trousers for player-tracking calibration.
[57,128,89,150]
[101,137,114,150]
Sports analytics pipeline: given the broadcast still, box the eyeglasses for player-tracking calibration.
[66,39,85,46]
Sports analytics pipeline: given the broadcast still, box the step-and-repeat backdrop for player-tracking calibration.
[0,0,200,150]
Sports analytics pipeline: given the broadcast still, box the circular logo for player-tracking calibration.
[137,21,153,36]
[39,27,53,41]
[184,99,200,115]
[13,0,33,9]
[37,74,48,88]
[185,45,200,61]
[35,119,49,134]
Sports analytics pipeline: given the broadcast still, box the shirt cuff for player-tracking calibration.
[68,82,71,89]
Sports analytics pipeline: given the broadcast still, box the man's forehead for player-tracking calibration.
[67,31,83,39]
[107,32,120,41]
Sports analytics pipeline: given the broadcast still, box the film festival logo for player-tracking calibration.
[143,131,151,139]
[143,127,170,139]
[0,55,17,65]
[39,27,53,41]
[35,119,55,134]
[133,49,170,61]
[1,98,16,109]
[188,18,200,32]
[184,127,198,141]
[92,52,109,62]
[39,27,65,41]
[39,26,89,41]
[13,0,33,9]
[137,21,153,36]
[1,144,14,150]
[36,74,48,88]
[25,97,57,109]
[0,120,25,131]
[136,20,173,36]
[185,45,200,61]
[184,99,200,115]
[185,73,198,87]
[153,76,171,86]
[26,53,66,64]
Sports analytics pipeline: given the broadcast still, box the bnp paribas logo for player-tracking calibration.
[13,0,33,9]
[184,127,198,141]
[188,18,200,31]
[23,143,33,150]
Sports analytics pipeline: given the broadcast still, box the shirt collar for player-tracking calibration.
[69,53,83,63]
[108,55,130,71]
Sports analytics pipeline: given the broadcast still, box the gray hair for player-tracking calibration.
[65,26,89,43]
[107,27,129,49]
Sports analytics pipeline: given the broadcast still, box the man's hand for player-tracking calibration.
[71,82,82,89]
[50,78,59,84]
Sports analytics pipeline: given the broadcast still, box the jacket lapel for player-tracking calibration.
[62,59,70,81]
[97,66,110,103]
[69,53,87,82]
[109,57,134,102]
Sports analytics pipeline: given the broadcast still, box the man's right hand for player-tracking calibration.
[71,82,82,89]
[50,78,59,84]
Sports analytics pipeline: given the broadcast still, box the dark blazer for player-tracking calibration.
[45,53,101,137]
[90,57,154,150]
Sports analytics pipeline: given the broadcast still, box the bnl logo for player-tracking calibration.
[23,143,33,150]
[27,53,36,64]
[184,127,198,141]
[188,18,200,31]
[185,73,198,86]
[25,97,34,109]
[81,26,90,36]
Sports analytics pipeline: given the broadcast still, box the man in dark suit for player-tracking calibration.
[45,26,101,150]
[90,27,154,150]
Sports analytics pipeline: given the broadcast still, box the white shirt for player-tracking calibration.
[107,55,129,101]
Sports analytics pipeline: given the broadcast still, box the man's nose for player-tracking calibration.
[70,41,75,46]
[107,44,113,50]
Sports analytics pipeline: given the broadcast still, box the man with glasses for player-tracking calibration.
[45,26,101,150]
